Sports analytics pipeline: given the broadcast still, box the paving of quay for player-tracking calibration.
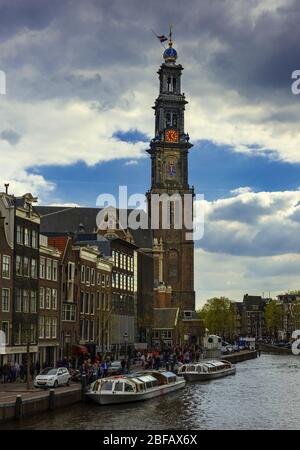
[0,382,80,405]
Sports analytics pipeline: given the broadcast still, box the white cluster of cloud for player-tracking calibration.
[0,0,300,197]
[195,188,300,305]
[0,0,300,303]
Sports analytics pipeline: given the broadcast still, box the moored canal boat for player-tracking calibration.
[86,370,186,405]
[178,359,236,381]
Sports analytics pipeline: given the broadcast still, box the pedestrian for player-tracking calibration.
[121,359,126,374]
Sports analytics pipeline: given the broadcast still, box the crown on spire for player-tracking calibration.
[163,25,177,63]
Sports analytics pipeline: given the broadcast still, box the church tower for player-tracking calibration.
[147,34,195,312]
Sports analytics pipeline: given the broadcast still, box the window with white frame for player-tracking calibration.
[84,319,89,341]
[24,228,30,246]
[90,320,94,341]
[51,317,57,339]
[97,291,100,310]
[39,287,45,309]
[16,289,22,312]
[31,323,36,343]
[45,317,51,338]
[81,265,85,283]
[46,288,51,309]
[80,291,84,314]
[102,274,105,287]
[1,321,9,344]
[40,257,45,279]
[23,257,29,277]
[90,293,94,315]
[1,288,10,312]
[91,268,95,285]
[39,316,45,339]
[62,303,76,321]
[15,323,21,344]
[85,292,89,314]
[52,260,58,282]
[52,289,57,310]
[106,274,110,287]
[46,259,52,280]
[16,225,23,245]
[32,230,38,249]
[2,255,10,279]
[23,290,29,313]
[86,266,90,285]
[80,319,84,340]
[30,291,37,313]
[16,255,22,276]
[31,258,37,279]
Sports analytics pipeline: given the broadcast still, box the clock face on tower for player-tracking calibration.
[165,129,178,143]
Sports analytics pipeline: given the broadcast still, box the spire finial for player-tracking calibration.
[169,23,173,47]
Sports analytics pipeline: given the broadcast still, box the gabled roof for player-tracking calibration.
[152,308,179,330]
[36,206,153,249]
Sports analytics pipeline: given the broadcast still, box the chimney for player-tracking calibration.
[4,183,9,194]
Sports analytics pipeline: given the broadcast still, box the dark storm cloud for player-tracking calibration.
[1,0,299,104]
[0,129,21,144]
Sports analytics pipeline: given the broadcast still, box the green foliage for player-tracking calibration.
[265,300,283,334]
[199,297,236,338]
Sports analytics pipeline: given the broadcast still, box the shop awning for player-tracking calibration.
[72,345,89,355]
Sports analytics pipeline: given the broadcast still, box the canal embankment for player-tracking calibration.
[0,384,82,423]
[220,349,257,363]
[0,350,257,424]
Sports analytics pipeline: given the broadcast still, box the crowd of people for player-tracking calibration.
[0,361,41,383]
[0,345,203,385]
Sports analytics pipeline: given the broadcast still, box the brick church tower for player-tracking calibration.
[147,34,196,314]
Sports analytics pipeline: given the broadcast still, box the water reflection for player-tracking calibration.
[1,354,299,430]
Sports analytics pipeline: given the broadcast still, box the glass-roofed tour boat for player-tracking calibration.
[86,370,186,405]
[178,359,236,381]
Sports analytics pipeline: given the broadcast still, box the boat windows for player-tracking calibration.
[124,382,134,392]
[101,381,114,391]
[114,381,124,392]
[161,372,176,383]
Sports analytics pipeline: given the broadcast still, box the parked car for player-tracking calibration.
[34,367,71,388]
[107,361,123,375]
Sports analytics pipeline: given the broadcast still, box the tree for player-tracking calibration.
[199,297,236,340]
[265,300,283,337]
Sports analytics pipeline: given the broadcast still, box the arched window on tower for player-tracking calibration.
[167,77,172,92]
[166,76,176,93]
[173,77,176,92]
[165,112,171,128]
[172,114,177,127]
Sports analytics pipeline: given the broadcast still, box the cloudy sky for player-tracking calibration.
[1,0,300,306]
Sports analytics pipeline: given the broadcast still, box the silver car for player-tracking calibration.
[34,367,71,388]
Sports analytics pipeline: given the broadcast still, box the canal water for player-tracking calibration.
[1,354,299,430]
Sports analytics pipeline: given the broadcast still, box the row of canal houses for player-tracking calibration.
[0,189,154,368]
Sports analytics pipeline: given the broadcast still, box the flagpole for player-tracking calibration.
[151,29,167,50]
